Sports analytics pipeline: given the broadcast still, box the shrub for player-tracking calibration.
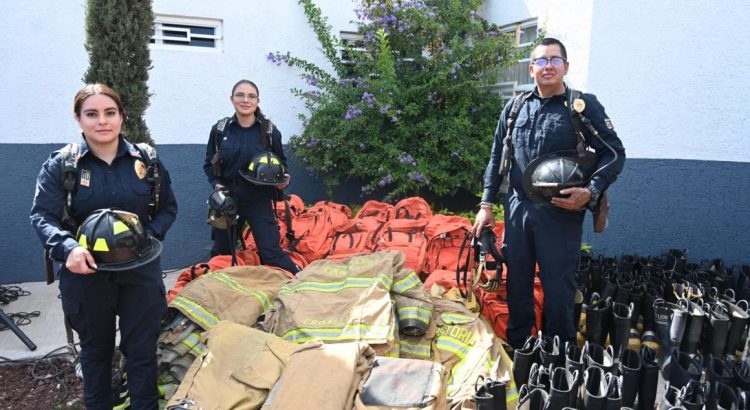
[83,0,154,144]
[270,0,532,200]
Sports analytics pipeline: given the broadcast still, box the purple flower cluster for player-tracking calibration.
[361,92,377,108]
[378,173,393,188]
[266,51,293,67]
[450,62,462,76]
[305,75,320,88]
[361,185,376,196]
[449,150,461,158]
[338,77,368,88]
[379,104,392,114]
[345,105,363,120]
[408,171,429,184]
[303,90,321,101]
[399,153,417,166]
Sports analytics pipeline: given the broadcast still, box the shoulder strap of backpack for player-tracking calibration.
[60,143,80,231]
[505,91,533,130]
[134,142,161,220]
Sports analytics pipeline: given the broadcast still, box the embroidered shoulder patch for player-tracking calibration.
[604,118,615,130]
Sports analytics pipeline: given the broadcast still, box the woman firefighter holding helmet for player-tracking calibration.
[30,84,178,409]
[203,79,300,274]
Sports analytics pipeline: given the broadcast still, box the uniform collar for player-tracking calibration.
[532,82,569,101]
[78,134,132,159]
[229,113,262,128]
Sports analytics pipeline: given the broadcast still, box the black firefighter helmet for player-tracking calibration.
[76,209,162,271]
[239,151,289,186]
[206,188,238,229]
[522,149,596,204]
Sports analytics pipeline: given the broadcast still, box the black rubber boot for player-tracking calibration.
[680,300,706,355]
[513,334,540,390]
[619,346,641,408]
[517,385,549,410]
[609,302,633,356]
[604,372,623,410]
[589,255,604,295]
[585,342,615,374]
[481,378,507,410]
[659,383,682,410]
[665,248,687,274]
[667,349,702,390]
[539,334,563,368]
[733,360,750,392]
[527,362,551,392]
[678,380,709,410]
[654,298,688,363]
[724,300,749,357]
[637,345,659,410]
[706,382,739,410]
[474,385,495,410]
[564,341,584,385]
[586,293,611,347]
[706,355,734,388]
[582,366,607,410]
[548,366,577,410]
[703,302,732,359]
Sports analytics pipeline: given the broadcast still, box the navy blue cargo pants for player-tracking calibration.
[60,260,166,410]
[503,192,583,348]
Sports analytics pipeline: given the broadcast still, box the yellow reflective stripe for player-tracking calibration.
[281,323,391,344]
[279,273,392,294]
[93,237,109,251]
[440,312,475,325]
[79,234,88,248]
[397,306,432,325]
[435,337,469,359]
[392,270,421,293]
[399,340,432,359]
[249,162,255,171]
[112,220,129,235]
[179,332,204,356]
[259,156,269,164]
[209,272,272,312]
[171,296,219,330]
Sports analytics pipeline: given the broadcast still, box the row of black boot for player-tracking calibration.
[512,332,660,409]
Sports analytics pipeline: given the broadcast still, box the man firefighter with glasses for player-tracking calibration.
[471,37,626,349]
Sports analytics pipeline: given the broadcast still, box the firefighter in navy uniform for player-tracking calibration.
[204,79,299,274]
[30,84,178,410]
[472,38,626,348]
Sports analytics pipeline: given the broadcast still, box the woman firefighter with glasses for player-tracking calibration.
[30,84,178,409]
[203,79,300,274]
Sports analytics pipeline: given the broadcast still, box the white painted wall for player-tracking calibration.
[0,0,360,145]
[2,0,748,162]
[484,0,749,162]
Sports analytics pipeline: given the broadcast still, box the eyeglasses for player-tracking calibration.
[233,93,258,101]
[531,56,566,68]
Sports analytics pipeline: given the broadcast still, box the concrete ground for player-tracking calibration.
[0,271,179,361]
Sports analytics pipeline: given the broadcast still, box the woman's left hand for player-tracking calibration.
[276,174,291,190]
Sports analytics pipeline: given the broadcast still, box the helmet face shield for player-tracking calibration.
[238,151,289,186]
[206,188,238,229]
[521,150,596,204]
[76,209,162,271]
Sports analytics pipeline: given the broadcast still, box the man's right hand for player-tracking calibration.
[66,246,96,275]
[471,208,495,237]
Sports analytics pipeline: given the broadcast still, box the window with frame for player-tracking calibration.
[339,31,366,64]
[151,15,223,51]
[494,18,538,96]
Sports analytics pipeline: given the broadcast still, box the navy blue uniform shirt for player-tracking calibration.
[482,87,626,202]
[203,114,287,200]
[30,135,178,263]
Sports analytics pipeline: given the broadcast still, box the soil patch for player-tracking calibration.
[0,357,83,410]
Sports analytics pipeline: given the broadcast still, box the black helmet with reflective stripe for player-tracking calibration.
[522,150,596,204]
[76,209,162,271]
[239,151,289,186]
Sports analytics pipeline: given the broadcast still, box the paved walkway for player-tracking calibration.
[0,272,179,361]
